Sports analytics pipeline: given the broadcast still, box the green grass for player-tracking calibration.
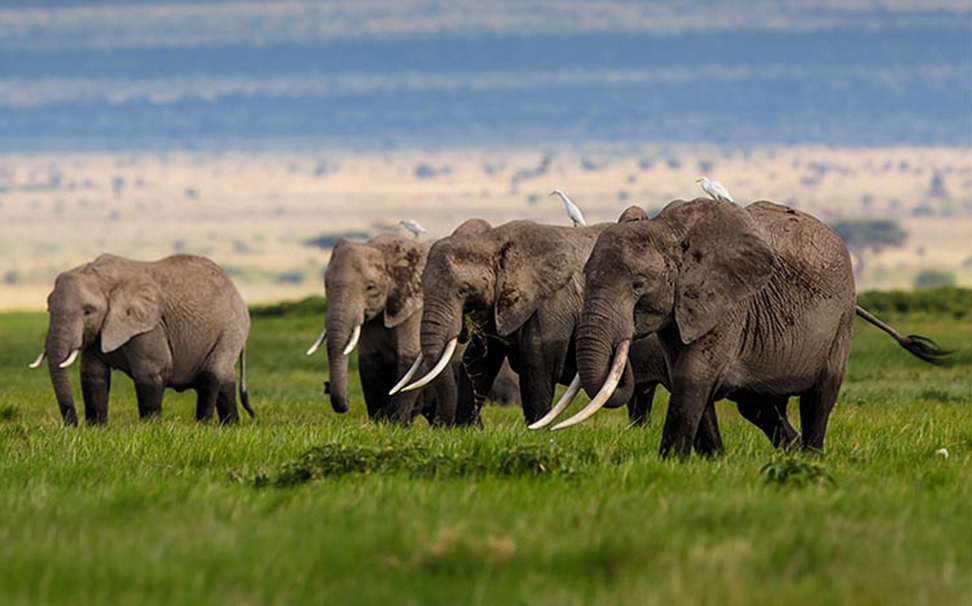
[0,306,969,605]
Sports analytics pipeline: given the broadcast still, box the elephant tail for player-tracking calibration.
[855,305,952,366]
[239,347,255,418]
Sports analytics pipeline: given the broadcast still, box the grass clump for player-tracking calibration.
[254,442,593,487]
[761,454,836,489]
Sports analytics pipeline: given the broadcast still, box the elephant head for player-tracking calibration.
[313,236,424,413]
[35,254,163,425]
[396,219,591,409]
[573,198,778,419]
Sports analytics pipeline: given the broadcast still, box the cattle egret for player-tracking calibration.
[400,219,427,238]
[549,189,587,227]
[695,176,735,203]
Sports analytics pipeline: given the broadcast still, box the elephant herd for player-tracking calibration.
[30,197,948,457]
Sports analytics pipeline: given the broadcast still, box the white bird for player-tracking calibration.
[695,176,735,203]
[399,219,427,238]
[549,189,587,227]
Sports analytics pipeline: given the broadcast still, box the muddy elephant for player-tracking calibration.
[569,198,948,457]
[391,218,668,427]
[306,235,454,423]
[29,254,252,426]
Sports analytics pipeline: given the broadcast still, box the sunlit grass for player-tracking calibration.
[0,307,968,605]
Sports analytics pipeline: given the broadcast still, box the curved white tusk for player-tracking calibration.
[58,349,81,369]
[28,348,46,369]
[528,373,581,429]
[552,340,630,431]
[402,337,458,393]
[305,327,327,356]
[342,324,361,356]
[388,353,424,396]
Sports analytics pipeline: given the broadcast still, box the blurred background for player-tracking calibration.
[0,0,969,308]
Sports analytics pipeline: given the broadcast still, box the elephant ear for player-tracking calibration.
[494,227,578,337]
[376,238,426,328]
[101,279,163,353]
[674,201,778,344]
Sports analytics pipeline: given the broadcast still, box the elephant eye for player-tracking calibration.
[83,307,94,316]
[366,282,378,293]
[632,279,646,291]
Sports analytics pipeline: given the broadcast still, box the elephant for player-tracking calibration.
[568,198,949,457]
[305,235,455,424]
[29,253,253,426]
[390,218,669,427]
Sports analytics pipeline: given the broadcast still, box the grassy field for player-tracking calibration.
[0,297,969,605]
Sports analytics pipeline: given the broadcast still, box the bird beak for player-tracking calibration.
[548,191,556,196]
[694,178,703,183]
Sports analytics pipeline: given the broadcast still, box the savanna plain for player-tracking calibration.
[0,290,969,605]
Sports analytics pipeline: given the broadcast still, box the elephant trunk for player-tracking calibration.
[411,297,463,423]
[576,295,635,409]
[45,325,80,426]
[325,316,359,414]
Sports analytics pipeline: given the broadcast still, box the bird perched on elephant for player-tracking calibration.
[29,254,252,426]
[569,197,949,457]
[391,218,670,427]
[306,235,455,423]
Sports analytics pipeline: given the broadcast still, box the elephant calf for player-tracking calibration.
[30,253,253,426]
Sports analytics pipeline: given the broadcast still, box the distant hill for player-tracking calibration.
[0,0,969,149]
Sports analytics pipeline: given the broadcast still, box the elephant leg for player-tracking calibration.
[512,357,557,425]
[359,354,392,422]
[627,383,656,427]
[388,357,424,425]
[80,353,110,425]
[660,373,719,459]
[415,393,437,425]
[736,395,799,449]
[800,372,843,452]
[693,402,724,457]
[456,342,506,426]
[512,339,562,424]
[194,372,220,422]
[134,377,164,419]
[215,380,240,424]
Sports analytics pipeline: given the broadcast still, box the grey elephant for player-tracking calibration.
[305,235,454,423]
[567,197,948,456]
[391,218,668,427]
[29,254,253,426]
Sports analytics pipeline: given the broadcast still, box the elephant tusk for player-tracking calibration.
[552,340,630,431]
[342,324,361,356]
[58,349,81,369]
[528,373,581,429]
[28,348,46,369]
[389,353,423,395]
[305,327,327,356]
[402,337,458,393]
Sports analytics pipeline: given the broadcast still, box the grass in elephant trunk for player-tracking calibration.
[0,296,969,605]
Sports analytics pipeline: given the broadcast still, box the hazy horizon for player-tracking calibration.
[0,0,969,308]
